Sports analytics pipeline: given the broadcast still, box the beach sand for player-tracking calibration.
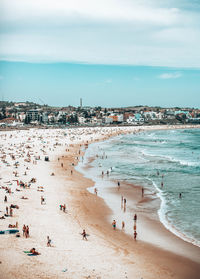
[0,125,200,279]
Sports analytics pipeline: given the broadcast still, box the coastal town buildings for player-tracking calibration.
[0,101,200,128]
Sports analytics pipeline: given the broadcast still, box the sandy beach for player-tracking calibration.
[0,125,200,279]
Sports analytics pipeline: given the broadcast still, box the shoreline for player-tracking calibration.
[76,136,200,258]
[0,125,200,278]
[77,126,200,249]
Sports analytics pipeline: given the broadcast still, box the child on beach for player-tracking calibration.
[112,220,116,230]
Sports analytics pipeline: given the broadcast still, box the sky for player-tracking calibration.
[0,0,200,108]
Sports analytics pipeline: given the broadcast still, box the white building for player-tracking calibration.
[78,116,86,124]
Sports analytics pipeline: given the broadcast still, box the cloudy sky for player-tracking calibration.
[0,0,200,107]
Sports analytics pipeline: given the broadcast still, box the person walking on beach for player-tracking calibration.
[117,181,120,190]
[82,229,88,240]
[47,236,51,247]
[134,230,137,240]
[4,195,7,202]
[122,221,125,229]
[63,204,66,212]
[94,188,98,195]
[112,220,116,230]
[134,214,137,221]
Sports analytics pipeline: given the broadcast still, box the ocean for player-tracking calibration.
[77,128,200,247]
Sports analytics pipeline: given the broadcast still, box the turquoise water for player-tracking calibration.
[81,128,200,246]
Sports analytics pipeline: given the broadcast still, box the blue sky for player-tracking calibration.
[0,0,200,107]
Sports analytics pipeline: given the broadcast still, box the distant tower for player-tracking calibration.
[80,98,82,108]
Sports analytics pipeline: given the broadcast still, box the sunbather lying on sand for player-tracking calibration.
[29,248,40,255]
[8,222,18,228]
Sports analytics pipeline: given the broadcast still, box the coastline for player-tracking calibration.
[0,125,200,279]
[78,129,200,250]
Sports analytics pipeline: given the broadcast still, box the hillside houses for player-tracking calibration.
[0,101,200,127]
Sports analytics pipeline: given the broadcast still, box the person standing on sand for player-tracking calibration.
[142,187,144,197]
[47,236,51,247]
[26,226,29,238]
[112,220,116,230]
[23,224,26,237]
[134,214,137,222]
[10,207,13,217]
[123,198,126,211]
[122,221,125,229]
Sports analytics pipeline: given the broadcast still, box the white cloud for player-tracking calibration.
[0,0,200,67]
[158,72,182,79]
